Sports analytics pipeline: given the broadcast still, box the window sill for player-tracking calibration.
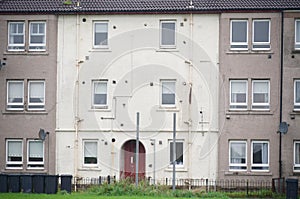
[225,171,272,176]
[226,50,274,55]
[89,48,112,53]
[89,107,110,112]
[165,166,187,172]
[2,110,48,115]
[157,106,180,112]
[79,167,101,171]
[4,51,49,56]
[226,110,273,115]
[156,48,179,52]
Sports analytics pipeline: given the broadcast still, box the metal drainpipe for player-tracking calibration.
[187,11,194,190]
[74,11,80,192]
[279,10,284,179]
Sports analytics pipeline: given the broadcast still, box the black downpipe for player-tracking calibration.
[279,11,284,179]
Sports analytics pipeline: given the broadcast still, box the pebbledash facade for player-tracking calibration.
[0,13,58,174]
[0,0,300,182]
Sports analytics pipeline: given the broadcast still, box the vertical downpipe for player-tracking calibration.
[279,11,284,179]
[187,12,194,189]
[74,12,80,191]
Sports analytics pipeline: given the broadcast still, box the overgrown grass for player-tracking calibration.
[87,178,229,198]
[0,179,286,199]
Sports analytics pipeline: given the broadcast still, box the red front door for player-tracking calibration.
[121,140,145,180]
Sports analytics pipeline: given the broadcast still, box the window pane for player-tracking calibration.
[230,142,246,164]
[8,22,25,50]
[253,81,269,103]
[29,141,43,158]
[231,81,247,103]
[29,82,45,103]
[296,20,300,43]
[252,142,268,164]
[296,81,300,103]
[170,142,183,165]
[251,142,269,170]
[29,22,46,50]
[84,141,98,164]
[232,21,247,43]
[8,82,23,103]
[94,23,108,46]
[161,22,175,46]
[253,21,269,42]
[162,81,175,105]
[295,143,300,165]
[93,81,107,106]
[28,140,44,167]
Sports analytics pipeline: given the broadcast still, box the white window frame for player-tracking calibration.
[251,80,270,110]
[27,140,44,169]
[294,80,300,111]
[252,19,271,50]
[28,80,45,110]
[230,20,248,50]
[295,19,300,49]
[93,21,109,48]
[294,141,300,171]
[83,140,98,166]
[161,80,176,107]
[6,139,23,169]
[29,21,46,51]
[251,141,269,171]
[7,80,24,110]
[8,22,25,51]
[160,20,176,49]
[169,140,184,168]
[230,80,248,110]
[92,80,108,109]
[229,141,247,171]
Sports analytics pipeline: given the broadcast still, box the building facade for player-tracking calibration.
[56,13,219,180]
[281,11,300,177]
[0,14,58,174]
[0,0,299,182]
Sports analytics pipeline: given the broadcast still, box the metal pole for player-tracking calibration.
[151,139,156,185]
[136,112,140,187]
[172,113,176,191]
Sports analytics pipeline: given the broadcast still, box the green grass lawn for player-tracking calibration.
[0,193,227,199]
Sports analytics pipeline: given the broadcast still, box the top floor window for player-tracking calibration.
[160,20,176,48]
[252,20,270,50]
[295,80,300,110]
[295,20,300,49]
[94,22,108,48]
[230,20,248,50]
[29,22,46,51]
[8,22,25,51]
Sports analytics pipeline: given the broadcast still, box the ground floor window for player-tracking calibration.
[294,141,300,171]
[27,140,44,168]
[6,139,23,169]
[83,140,98,166]
[251,141,269,171]
[229,141,247,171]
[169,140,183,166]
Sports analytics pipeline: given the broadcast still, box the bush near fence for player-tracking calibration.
[73,175,283,197]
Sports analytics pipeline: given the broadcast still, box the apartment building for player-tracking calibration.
[0,11,58,174]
